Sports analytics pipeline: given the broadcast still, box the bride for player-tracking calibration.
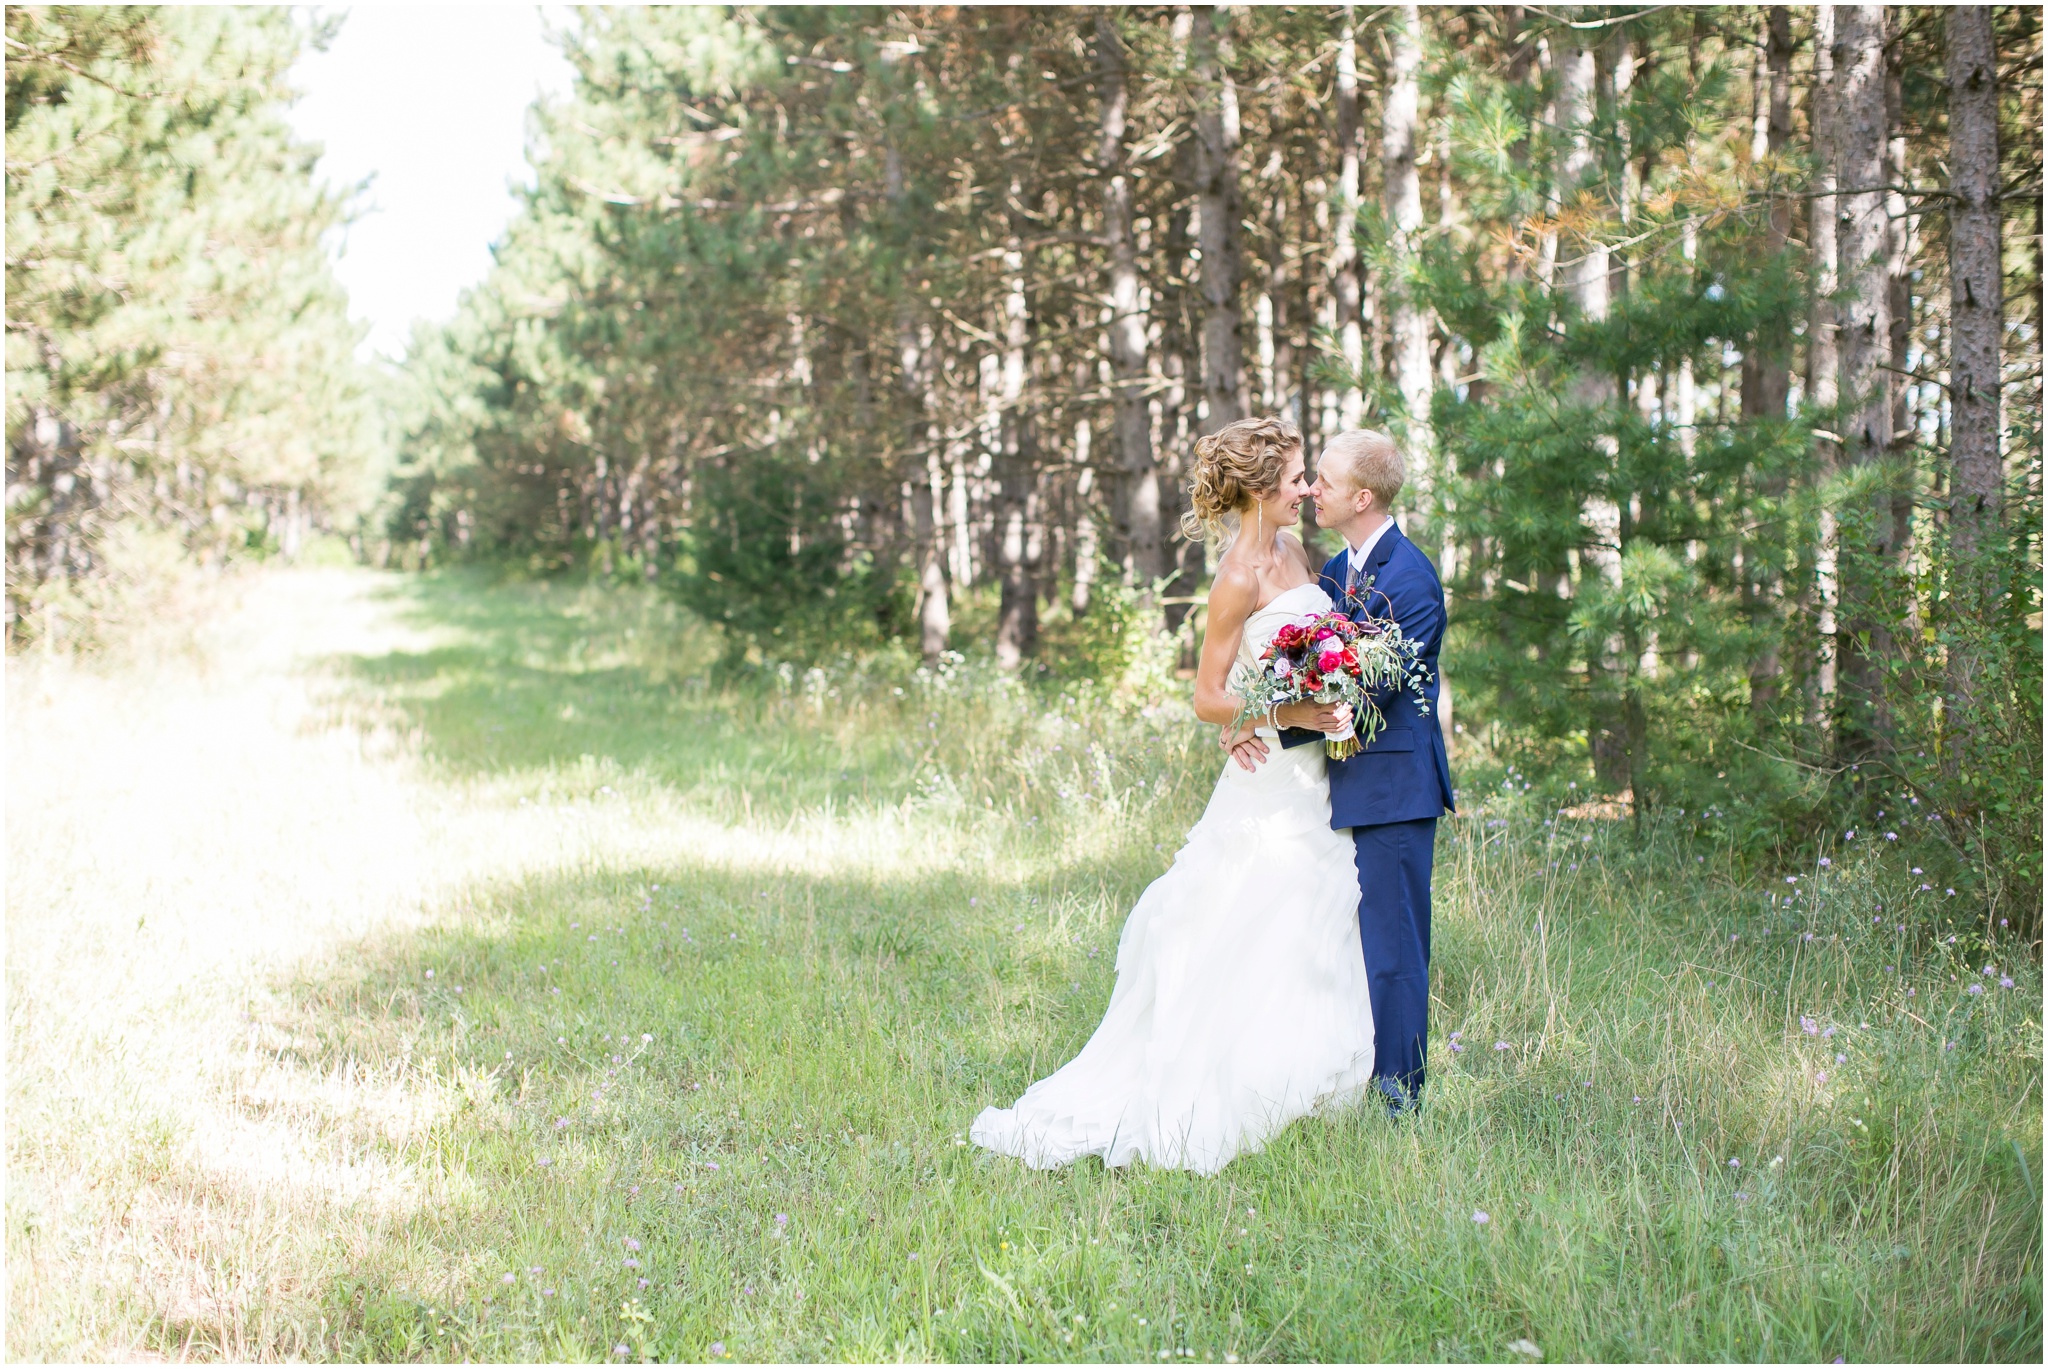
[971,416,1376,1176]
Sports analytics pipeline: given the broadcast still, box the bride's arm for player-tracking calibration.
[1195,564,1343,772]
[1192,563,1260,730]
[1192,565,1272,773]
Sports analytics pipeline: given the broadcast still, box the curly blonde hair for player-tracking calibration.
[1180,416,1303,541]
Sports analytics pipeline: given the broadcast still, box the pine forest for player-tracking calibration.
[5,7,2044,1360]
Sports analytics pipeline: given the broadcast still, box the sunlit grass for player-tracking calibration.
[6,566,2039,1361]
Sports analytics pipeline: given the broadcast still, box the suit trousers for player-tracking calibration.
[1351,816,1436,1107]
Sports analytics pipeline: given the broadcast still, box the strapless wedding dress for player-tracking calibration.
[971,582,1375,1175]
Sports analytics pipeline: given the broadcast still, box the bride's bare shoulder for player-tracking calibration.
[1206,558,1260,622]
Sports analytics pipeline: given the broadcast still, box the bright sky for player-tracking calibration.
[287,5,576,362]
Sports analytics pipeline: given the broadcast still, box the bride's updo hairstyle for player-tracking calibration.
[1181,416,1303,542]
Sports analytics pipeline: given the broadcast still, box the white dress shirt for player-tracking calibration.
[1345,517,1397,588]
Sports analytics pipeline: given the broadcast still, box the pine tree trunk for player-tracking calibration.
[1383,3,1431,455]
[1097,11,1164,597]
[1807,6,1842,727]
[995,213,1038,670]
[917,448,950,659]
[1743,7,1795,425]
[1883,24,1915,583]
[1946,6,2004,569]
[1945,4,2005,720]
[1159,140,1205,635]
[1332,6,1364,429]
[1558,36,1606,331]
[1191,4,1245,433]
[887,139,950,663]
[1832,3,1894,749]
[1555,30,1624,791]
[1071,453,1099,617]
[1746,5,1795,717]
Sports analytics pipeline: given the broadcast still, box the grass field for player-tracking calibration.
[6,566,2040,1362]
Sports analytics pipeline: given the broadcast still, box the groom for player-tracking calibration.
[1237,429,1455,1113]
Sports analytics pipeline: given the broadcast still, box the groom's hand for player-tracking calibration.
[1273,701,1348,734]
[1220,722,1269,771]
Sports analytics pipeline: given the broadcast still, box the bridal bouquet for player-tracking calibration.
[1233,593,1431,760]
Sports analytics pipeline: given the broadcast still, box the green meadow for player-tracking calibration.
[7,568,2039,1362]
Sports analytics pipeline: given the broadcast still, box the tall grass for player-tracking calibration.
[6,567,2038,1362]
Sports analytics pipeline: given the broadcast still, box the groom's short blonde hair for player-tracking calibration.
[1322,429,1406,510]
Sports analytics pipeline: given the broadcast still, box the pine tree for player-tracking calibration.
[6,6,376,641]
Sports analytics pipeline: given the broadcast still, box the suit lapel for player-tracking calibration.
[1344,523,1405,620]
[1369,522,1406,575]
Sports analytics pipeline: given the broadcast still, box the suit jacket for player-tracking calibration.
[1280,522,1456,829]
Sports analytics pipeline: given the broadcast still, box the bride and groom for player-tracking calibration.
[971,419,1455,1176]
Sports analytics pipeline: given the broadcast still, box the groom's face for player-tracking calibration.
[1309,452,1370,530]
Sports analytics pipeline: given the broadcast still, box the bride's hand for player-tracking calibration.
[1273,701,1348,734]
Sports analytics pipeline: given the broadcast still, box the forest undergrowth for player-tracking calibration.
[5,567,2038,1363]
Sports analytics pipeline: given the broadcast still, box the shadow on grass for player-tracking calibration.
[244,839,2046,1363]
[229,570,2041,1362]
[329,570,929,821]
[250,849,1300,1362]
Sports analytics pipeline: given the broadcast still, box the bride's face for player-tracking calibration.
[1256,449,1309,528]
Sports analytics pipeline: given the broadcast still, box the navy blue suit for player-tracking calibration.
[1281,522,1454,1108]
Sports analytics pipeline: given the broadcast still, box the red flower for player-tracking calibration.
[1317,650,1343,674]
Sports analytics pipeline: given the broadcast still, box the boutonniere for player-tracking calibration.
[1342,573,1393,621]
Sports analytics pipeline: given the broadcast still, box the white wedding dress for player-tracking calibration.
[971,582,1376,1175]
